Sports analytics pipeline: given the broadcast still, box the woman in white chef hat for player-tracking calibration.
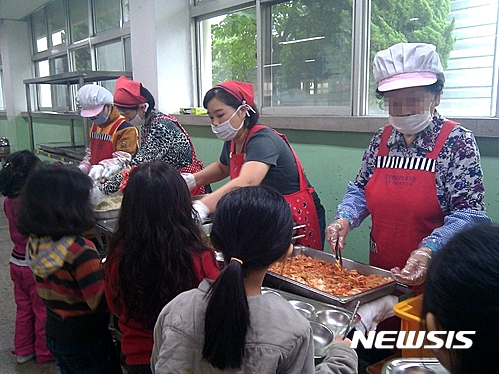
[326,42,490,292]
[76,84,138,183]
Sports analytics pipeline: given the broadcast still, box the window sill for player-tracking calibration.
[174,113,499,138]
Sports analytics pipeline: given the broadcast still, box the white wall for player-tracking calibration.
[0,19,32,150]
[129,0,194,114]
[129,0,159,101]
[0,19,32,118]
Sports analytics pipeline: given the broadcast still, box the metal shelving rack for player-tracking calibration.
[23,71,132,158]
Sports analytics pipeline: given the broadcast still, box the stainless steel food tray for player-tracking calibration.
[382,358,449,374]
[264,245,396,308]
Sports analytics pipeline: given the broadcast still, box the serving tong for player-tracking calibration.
[279,224,307,274]
[342,300,360,340]
[292,224,306,243]
[334,238,343,268]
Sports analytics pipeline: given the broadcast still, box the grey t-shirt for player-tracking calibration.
[220,127,299,194]
[220,126,325,218]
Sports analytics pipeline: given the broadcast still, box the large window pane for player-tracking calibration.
[32,8,48,53]
[36,60,51,108]
[198,8,257,99]
[263,0,352,109]
[95,0,121,33]
[96,41,123,71]
[52,56,68,75]
[368,0,498,117]
[124,37,132,71]
[51,57,69,110]
[69,0,89,43]
[72,47,92,70]
[47,0,66,47]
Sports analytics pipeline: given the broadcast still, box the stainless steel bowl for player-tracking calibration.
[289,300,315,319]
[309,321,334,358]
[382,358,446,374]
[93,193,123,220]
[315,309,351,335]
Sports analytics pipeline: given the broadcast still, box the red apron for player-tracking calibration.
[365,121,456,285]
[90,117,126,165]
[156,114,206,196]
[230,125,322,250]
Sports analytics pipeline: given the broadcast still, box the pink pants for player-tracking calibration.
[10,263,54,364]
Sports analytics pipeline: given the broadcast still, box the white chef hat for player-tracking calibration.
[76,84,113,117]
[373,42,444,92]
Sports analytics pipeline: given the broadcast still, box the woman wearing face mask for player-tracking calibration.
[94,76,206,197]
[326,43,490,290]
[184,80,326,250]
[76,84,139,183]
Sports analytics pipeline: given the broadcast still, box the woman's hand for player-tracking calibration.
[325,218,350,252]
[335,334,352,347]
[391,246,432,286]
[88,165,105,182]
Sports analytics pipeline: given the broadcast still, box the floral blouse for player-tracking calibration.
[99,110,193,195]
[336,111,490,251]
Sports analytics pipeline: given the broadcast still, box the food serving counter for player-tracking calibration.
[92,196,412,315]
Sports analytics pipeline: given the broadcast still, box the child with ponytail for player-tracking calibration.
[152,185,357,373]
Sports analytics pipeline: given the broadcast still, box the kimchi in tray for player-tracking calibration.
[265,246,396,308]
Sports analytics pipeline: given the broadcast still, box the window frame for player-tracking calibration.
[190,0,499,120]
[28,0,131,112]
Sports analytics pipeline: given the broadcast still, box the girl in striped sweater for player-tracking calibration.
[17,164,122,374]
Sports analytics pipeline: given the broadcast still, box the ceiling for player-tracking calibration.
[0,0,52,21]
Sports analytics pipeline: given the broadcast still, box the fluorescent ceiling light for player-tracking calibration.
[279,36,325,45]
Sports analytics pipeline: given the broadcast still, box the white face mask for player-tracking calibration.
[389,104,433,135]
[128,103,149,128]
[211,105,245,141]
[129,113,145,127]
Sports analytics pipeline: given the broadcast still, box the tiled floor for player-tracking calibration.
[0,196,59,373]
